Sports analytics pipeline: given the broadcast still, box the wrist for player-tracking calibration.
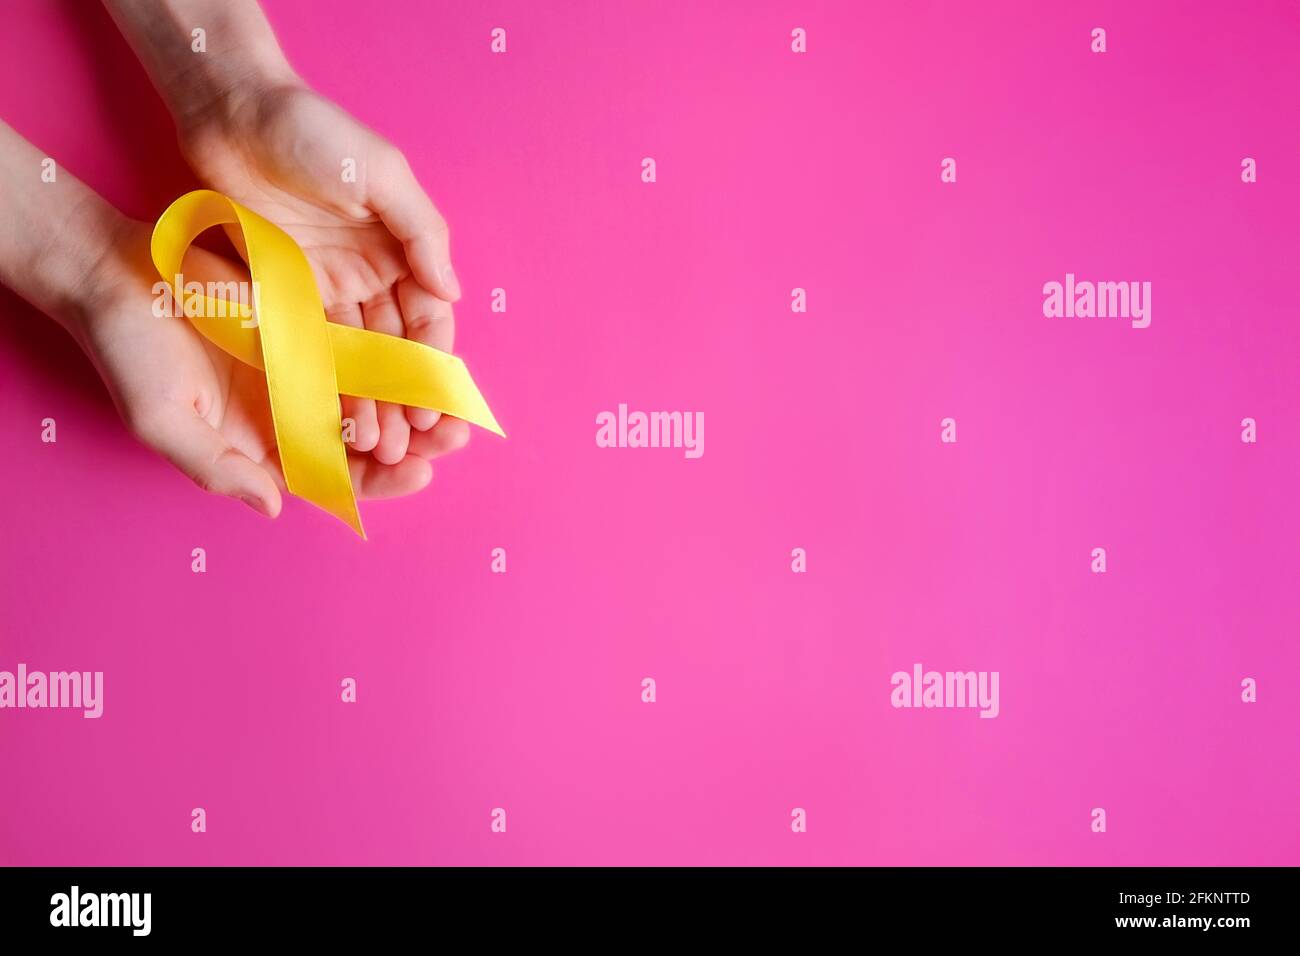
[171,45,303,142]
[42,201,136,342]
[0,119,133,338]
[101,0,302,141]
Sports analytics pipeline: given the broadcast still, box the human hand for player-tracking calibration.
[69,214,471,520]
[177,80,462,467]
[102,0,470,465]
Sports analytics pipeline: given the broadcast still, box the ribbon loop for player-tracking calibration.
[151,190,504,537]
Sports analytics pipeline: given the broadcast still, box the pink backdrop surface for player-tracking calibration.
[1,0,1298,865]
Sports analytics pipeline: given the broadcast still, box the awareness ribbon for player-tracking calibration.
[150,190,504,537]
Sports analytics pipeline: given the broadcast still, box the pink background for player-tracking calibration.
[2,0,1298,865]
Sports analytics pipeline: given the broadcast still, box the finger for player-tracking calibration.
[362,290,412,464]
[396,274,454,430]
[326,303,380,452]
[259,447,431,502]
[150,411,282,518]
[407,415,470,460]
[396,275,456,352]
[349,452,433,500]
[368,149,460,301]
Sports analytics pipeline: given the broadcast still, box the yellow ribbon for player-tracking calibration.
[150,189,504,537]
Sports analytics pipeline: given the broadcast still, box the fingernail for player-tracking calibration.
[240,494,272,518]
[440,263,461,299]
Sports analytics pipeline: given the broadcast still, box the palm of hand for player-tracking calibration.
[81,222,280,506]
[181,85,458,463]
[82,220,447,521]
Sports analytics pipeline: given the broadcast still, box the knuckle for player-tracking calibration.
[193,469,219,495]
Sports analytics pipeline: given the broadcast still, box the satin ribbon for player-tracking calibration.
[151,189,504,537]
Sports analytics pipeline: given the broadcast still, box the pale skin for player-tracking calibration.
[0,0,469,518]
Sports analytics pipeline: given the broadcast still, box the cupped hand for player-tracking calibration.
[73,217,470,519]
[177,82,462,466]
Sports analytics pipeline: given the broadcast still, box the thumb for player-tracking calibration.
[368,148,459,301]
[152,412,283,519]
